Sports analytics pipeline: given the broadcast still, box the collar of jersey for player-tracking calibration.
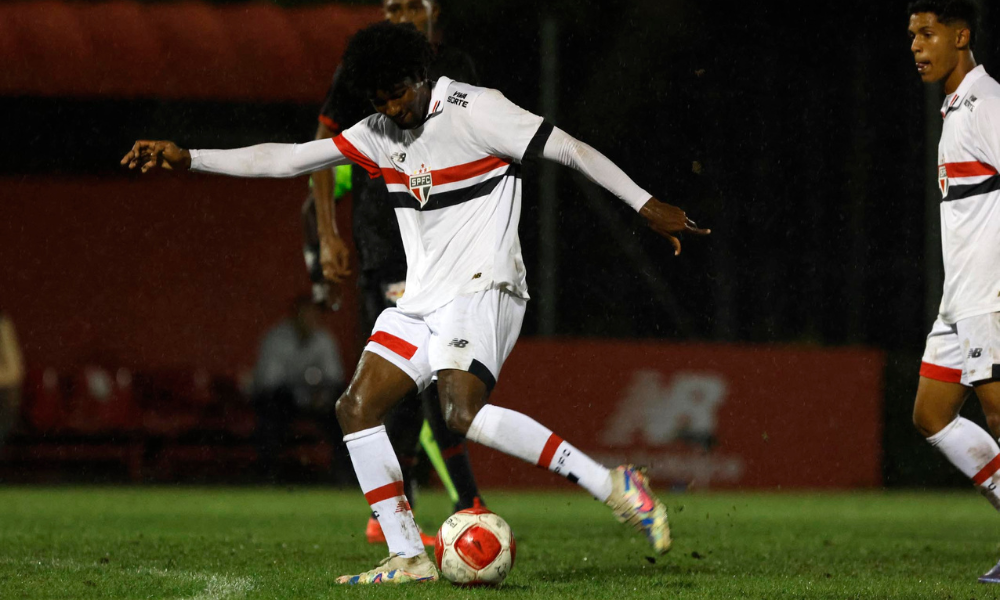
[421,76,454,125]
[941,64,987,118]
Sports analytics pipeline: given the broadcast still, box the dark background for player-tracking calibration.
[2,0,997,486]
[7,0,997,348]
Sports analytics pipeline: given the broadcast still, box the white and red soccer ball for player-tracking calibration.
[434,507,516,586]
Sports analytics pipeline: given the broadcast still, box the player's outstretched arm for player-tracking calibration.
[121,139,350,179]
[121,140,191,173]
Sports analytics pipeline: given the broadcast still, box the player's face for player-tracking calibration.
[383,0,438,39]
[908,13,962,84]
[370,77,431,130]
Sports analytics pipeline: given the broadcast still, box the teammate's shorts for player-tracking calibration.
[920,312,1000,386]
[363,287,526,393]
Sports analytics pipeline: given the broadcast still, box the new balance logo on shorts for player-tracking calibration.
[970,348,984,359]
[448,339,469,348]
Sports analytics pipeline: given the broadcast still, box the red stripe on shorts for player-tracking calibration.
[537,433,564,468]
[368,331,417,360]
[973,454,1000,486]
[920,361,963,384]
[364,481,405,505]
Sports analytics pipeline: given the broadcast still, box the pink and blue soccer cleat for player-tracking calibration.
[336,553,438,585]
[605,465,672,554]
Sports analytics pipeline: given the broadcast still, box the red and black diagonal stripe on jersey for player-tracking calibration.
[942,161,1000,202]
[381,156,515,211]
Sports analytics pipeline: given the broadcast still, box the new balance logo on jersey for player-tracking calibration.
[391,152,407,163]
[448,339,469,348]
[969,348,983,359]
[965,94,978,112]
[409,164,433,205]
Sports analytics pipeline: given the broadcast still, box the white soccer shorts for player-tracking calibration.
[363,287,526,393]
[921,312,1000,386]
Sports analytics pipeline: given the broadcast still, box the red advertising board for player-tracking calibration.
[469,339,884,490]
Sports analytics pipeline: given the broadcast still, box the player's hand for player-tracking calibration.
[319,233,352,283]
[638,197,710,256]
[120,140,191,173]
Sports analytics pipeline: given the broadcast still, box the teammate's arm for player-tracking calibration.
[312,120,352,282]
[121,138,350,178]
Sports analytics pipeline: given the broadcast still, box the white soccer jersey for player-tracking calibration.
[334,77,545,316]
[936,65,1000,324]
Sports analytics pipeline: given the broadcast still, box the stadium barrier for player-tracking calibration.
[471,339,884,490]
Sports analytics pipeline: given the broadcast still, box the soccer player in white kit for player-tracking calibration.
[906,0,1000,584]
[122,22,709,584]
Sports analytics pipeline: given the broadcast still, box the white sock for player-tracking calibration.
[927,417,1000,510]
[344,425,424,557]
[467,404,612,501]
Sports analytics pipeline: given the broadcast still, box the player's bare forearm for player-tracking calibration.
[312,122,351,281]
[638,198,711,256]
[312,168,339,238]
[120,140,191,173]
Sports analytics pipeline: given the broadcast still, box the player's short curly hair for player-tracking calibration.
[341,22,433,96]
[907,0,980,50]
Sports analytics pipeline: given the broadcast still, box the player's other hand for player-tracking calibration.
[320,234,352,283]
[120,140,191,173]
[638,197,710,256]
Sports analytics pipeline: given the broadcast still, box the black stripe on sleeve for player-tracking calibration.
[521,120,555,167]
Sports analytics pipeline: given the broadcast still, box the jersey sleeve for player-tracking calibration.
[974,97,1000,170]
[335,117,384,179]
[468,89,545,163]
[189,139,349,178]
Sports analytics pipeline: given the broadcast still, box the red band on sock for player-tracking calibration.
[973,454,1000,486]
[364,481,405,505]
[368,331,417,360]
[920,361,962,384]
[537,433,564,468]
[441,444,465,460]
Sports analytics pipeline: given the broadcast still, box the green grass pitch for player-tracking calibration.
[2,487,999,599]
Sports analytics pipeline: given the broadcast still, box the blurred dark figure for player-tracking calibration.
[0,312,24,449]
[252,296,347,482]
[302,0,484,544]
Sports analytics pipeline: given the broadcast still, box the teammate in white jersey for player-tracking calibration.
[122,22,709,585]
[907,0,1000,584]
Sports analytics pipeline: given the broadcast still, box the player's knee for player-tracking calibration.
[443,401,479,436]
[335,390,366,430]
[912,402,950,438]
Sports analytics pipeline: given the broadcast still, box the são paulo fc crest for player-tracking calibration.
[409,164,433,205]
[938,164,949,197]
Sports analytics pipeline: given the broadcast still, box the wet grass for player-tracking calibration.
[1,487,998,599]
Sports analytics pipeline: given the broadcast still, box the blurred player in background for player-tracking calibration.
[0,311,25,451]
[906,0,1000,584]
[252,295,347,482]
[122,21,709,585]
[302,0,484,546]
